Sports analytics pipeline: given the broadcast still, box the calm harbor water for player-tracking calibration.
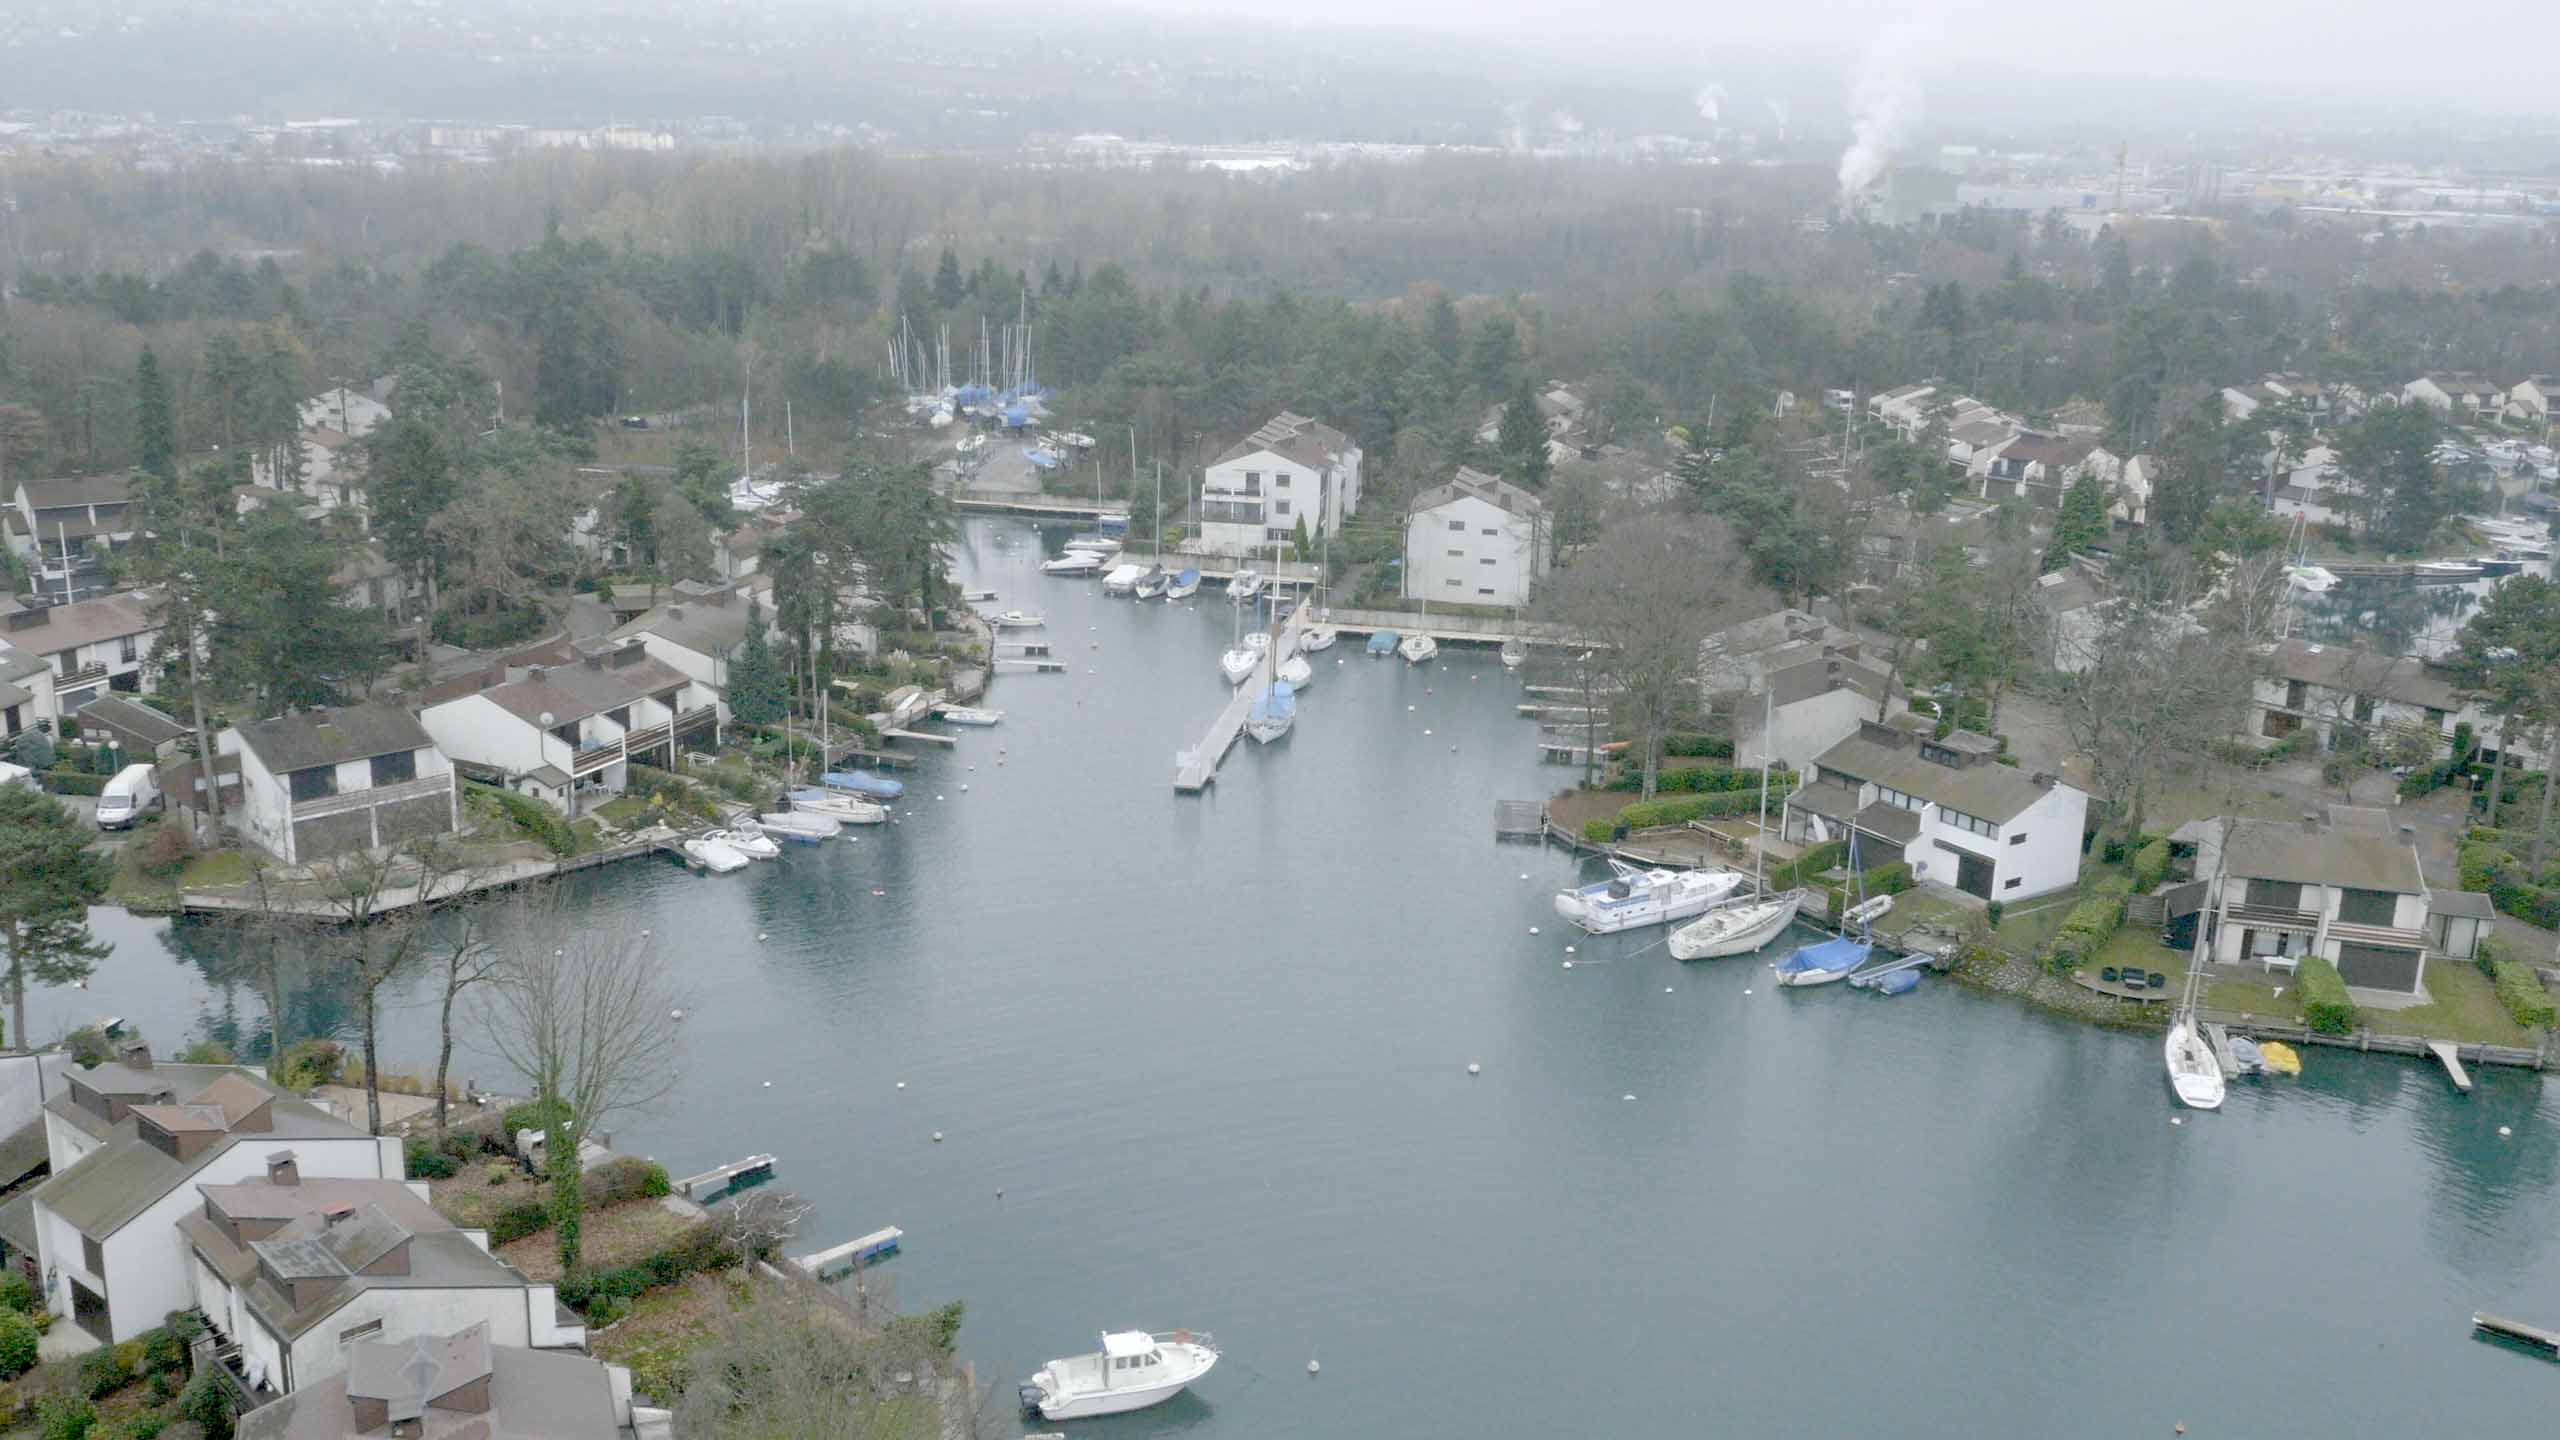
[66,518,2560,1437]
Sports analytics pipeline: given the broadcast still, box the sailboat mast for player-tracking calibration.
[1753,690,1773,893]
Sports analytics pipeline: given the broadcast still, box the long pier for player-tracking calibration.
[950,491,1129,521]
[1175,606,1310,792]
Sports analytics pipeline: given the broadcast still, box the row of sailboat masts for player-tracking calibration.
[886,303,1036,399]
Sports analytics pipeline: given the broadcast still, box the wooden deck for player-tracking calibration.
[1175,607,1310,792]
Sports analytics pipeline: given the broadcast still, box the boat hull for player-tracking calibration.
[2166,1020,2226,1110]
[1554,871,1744,934]
[1399,637,1438,663]
[1776,965,1851,988]
[1030,1344,1216,1421]
[1300,627,1337,651]
[1668,894,1803,960]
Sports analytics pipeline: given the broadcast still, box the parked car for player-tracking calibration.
[95,763,159,830]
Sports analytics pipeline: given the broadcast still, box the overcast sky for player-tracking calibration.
[1085,0,2557,118]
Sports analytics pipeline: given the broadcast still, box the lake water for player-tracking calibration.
[68,519,2560,1437]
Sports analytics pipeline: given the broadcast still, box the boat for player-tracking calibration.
[705,827,780,860]
[2500,539,2553,560]
[934,705,1004,727]
[1018,1330,1219,1422]
[1840,894,1894,928]
[2474,555,2525,577]
[1101,563,1149,596]
[1064,533,1123,556]
[1399,631,1439,664]
[1244,631,1271,654]
[1668,891,1805,959]
[822,770,905,800]
[2227,1035,2266,1076]
[1500,637,1527,670]
[755,812,839,843]
[986,610,1046,629]
[1872,967,1921,996]
[1245,680,1296,744]
[2257,1040,2302,1076]
[682,835,751,874]
[1219,646,1260,686]
[1056,431,1098,450]
[1228,569,1264,602]
[1278,654,1313,689]
[1775,934,1871,987]
[1365,630,1399,656]
[2413,560,2486,582]
[2286,564,2341,594]
[1042,551,1107,576]
[2165,1015,2226,1110]
[1300,622,1337,652]
[1164,568,1200,600]
[1133,565,1170,599]
[791,787,888,824]
[1552,862,1746,935]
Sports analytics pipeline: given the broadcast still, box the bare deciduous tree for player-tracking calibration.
[672,1273,979,1440]
[1540,513,1764,798]
[315,838,485,1135]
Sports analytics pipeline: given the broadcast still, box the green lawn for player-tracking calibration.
[592,795,655,830]
[2196,952,2534,1046]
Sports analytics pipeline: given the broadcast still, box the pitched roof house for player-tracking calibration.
[2206,806,2468,994]
[418,638,720,815]
[239,1321,655,1440]
[1402,467,1546,608]
[1196,411,1364,555]
[222,703,458,863]
[1783,718,2088,901]
[7,475,135,600]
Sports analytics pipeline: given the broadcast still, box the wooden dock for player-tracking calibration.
[2428,1040,2474,1093]
[950,490,1129,522]
[1175,608,1309,792]
[675,1153,777,1205]
[880,727,957,747]
[792,1226,903,1281]
[2474,1312,2560,1358]
[994,658,1067,673]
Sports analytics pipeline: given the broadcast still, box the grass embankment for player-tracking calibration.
[499,1201,701,1283]
[592,1271,755,1404]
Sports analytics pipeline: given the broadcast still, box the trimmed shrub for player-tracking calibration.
[0,1310,38,1380]
[139,1324,184,1375]
[1985,900,2004,929]
[1662,733,1732,758]
[640,1163,671,1199]
[79,1342,133,1399]
[0,1271,33,1315]
[2045,885,2129,973]
[404,1136,459,1180]
[1605,763,1783,795]
[37,1395,96,1440]
[177,1370,234,1440]
[2491,960,2555,1030]
[2297,956,2357,1035]
[488,786,578,855]
[2129,839,2171,892]
[2458,840,2508,892]
[1861,861,1915,897]
[582,1156,665,1209]
[488,1201,551,1248]
[1769,840,1847,892]
[42,770,107,797]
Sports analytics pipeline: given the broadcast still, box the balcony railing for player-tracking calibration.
[2326,919,2428,949]
[571,741,624,776]
[55,663,109,690]
[1197,500,1264,527]
[2226,902,2320,931]
[290,772,454,821]
[674,704,719,736]
[620,721,673,756]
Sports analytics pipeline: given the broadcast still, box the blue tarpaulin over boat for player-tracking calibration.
[1777,936,1869,977]
[1248,681,1296,726]
[1003,404,1032,429]
[822,770,905,799]
[1365,631,1399,654]
[1874,967,1920,995]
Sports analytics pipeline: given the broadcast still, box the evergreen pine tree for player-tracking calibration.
[135,347,177,489]
[727,616,789,728]
[932,246,965,310]
[1497,376,1551,489]
[2045,470,2110,572]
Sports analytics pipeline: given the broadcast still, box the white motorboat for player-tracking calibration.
[1278,654,1313,688]
[1020,1330,1218,1422]
[2500,538,2553,560]
[755,812,839,843]
[1219,647,1260,686]
[1042,550,1108,576]
[1133,565,1170,599]
[1499,637,1527,670]
[1244,680,1296,745]
[934,705,1004,727]
[1669,891,1806,960]
[1552,863,1746,935]
[1064,533,1123,556]
[1299,623,1337,652]
[1164,568,1201,600]
[791,787,888,824]
[1399,632,1439,664]
[2165,1015,2226,1111]
[1101,563,1149,596]
[1056,431,1098,450]
[705,827,780,861]
[1228,569,1264,602]
[2286,564,2341,594]
[2412,560,2485,582]
[682,835,751,873]
[986,610,1046,629]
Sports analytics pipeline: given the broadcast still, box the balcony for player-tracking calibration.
[620,720,673,756]
[570,741,624,777]
[290,772,454,822]
[674,704,719,736]
[2226,902,2320,932]
[2326,919,2428,949]
[1197,500,1264,527]
[55,663,109,691]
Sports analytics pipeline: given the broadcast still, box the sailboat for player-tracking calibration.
[1399,594,1438,664]
[1671,697,1807,960]
[1164,568,1201,600]
[1775,835,1876,986]
[1300,534,1338,650]
[1218,594,1259,686]
[1245,680,1296,744]
[2166,838,2228,1111]
[1499,637,1527,670]
[1277,653,1313,688]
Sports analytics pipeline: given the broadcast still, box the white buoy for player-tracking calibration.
[936,794,945,801]
[670,1009,686,1020]
[961,784,970,792]
[1520,874,1529,881]
[763,1081,773,1088]
[1407,705,1416,712]
[1622,1094,1636,1101]
[1307,1359,1320,1375]
[2170,1117,2183,1126]
[896,1081,906,1090]
[932,1131,944,1142]
[1665,987,1675,993]
[1529,926,1541,935]
[1565,945,1576,954]
[2500,1125,2513,1136]
[756,933,768,942]
[1467,1062,1480,1075]
[1743,989,1753,995]
[1424,728,1433,736]
[1562,961,1574,970]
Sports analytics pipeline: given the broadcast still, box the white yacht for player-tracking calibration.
[1219,646,1261,686]
[1042,550,1108,576]
[1228,569,1264,602]
[1020,1331,1219,1422]
[1399,631,1439,664]
[704,827,779,861]
[1101,562,1149,596]
[1164,568,1201,600]
[1553,863,1745,935]
[754,812,839,843]
[2165,1015,2226,1111]
[1133,565,1171,599]
[1668,891,1806,959]
[934,706,1004,727]
[682,835,751,874]
[986,610,1046,629]
[788,788,888,824]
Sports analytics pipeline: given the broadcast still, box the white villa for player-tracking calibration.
[224,702,458,863]
[418,638,720,815]
[1782,717,2089,902]
[1194,412,1363,555]
[1402,467,1547,608]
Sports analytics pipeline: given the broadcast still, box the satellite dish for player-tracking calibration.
[539,712,555,728]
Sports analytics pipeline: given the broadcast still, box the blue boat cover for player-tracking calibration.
[1875,968,1920,995]
[821,770,905,799]
[1365,630,1399,653]
[1778,936,1870,976]
[1173,568,1199,585]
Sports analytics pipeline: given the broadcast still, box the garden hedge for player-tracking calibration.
[1605,764,1788,795]
[2044,879,2132,973]
[2490,959,2556,1030]
[1581,785,1793,842]
[42,770,107,797]
[2461,829,2560,928]
[2296,956,2357,1035]
[2130,839,2171,893]
[1768,840,1847,892]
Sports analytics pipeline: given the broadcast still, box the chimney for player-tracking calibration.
[267,1150,300,1187]
[525,665,546,684]
[614,639,645,667]
[704,586,731,608]
[322,1201,356,1228]
[582,650,604,670]
[2031,771,2056,789]
[117,1037,151,1070]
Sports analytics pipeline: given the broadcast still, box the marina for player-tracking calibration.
[52,516,2560,1440]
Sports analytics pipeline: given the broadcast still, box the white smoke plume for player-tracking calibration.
[1694,85,1723,125]
[1837,26,1928,202]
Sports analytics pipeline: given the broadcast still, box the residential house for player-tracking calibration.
[1979,432,2098,503]
[1402,467,1546,608]
[2266,445,2354,529]
[0,590,164,723]
[1867,382,1940,440]
[1782,718,2089,901]
[332,545,422,633]
[1946,417,2018,476]
[608,585,771,720]
[7,476,136,601]
[2109,454,2156,526]
[238,1322,658,1440]
[0,651,59,741]
[1854,500,2000,583]
[1476,383,1601,467]
[14,1042,402,1345]
[2208,807,2445,994]
[418,638,720,816]
[224,703,457,864]
[2249,637,2539,767]
[73,695,193,760]
[2030,565,2109,674]
[2402,372,2505,420]
[1195,411,1363,554]
[252,386,393,511]
[1723,645,1892,776]
[2507,376,2559,431]
[184,1173,581,1399]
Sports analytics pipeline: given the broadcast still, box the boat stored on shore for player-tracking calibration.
[1020,1331,1219,1421]
[1553,862,1744,935]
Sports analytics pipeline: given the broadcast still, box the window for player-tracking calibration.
[2351,695,2375,724]
[1939,807,1996,839]
[2425,707,2446,730]
[1243,472,1262,495]
[288,766,337,803]
[369,750,416,787]
[1448,548,1465,558]
[2284,679,2308,710]
[2338,887,2400,926]
[1478,587,1496,596]
[82,1234,103,1278]
[1448,519,1466,532]
[1446,579,1463,589]
[2008,832,2027,846]
[1274,498,1290,516]
[339,1319,383,1346]
[1482,527,1499,535]
[1876,786,1922,814]
[118,635,137,664]
[2002,877,2022,890]
[606,706,632,729]
[1480,557,1497,566]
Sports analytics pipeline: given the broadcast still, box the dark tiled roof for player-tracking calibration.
[2223,806,2422,893]
[18,475,131,510]
[460,648,694,729]
[1811,731,2055,824]
[37,1068,360,1239]
[0,589,162,655]
[2265,638,2463,712]
[1213,410,1356,473]
[235,702,432,773]
[1409,466,1542,517]
[73,695,191,748]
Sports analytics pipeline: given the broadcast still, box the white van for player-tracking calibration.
[96,763,159,830]
[0,761,33,792]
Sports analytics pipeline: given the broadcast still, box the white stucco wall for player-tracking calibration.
[1403,493,1543,607]
[1739,690,1873,776]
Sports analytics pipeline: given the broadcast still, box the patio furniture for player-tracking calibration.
[2100,967,2120,984]
[2120,971,2144,991]
[2147,972,2167,990]
[2261,953,2299,977]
